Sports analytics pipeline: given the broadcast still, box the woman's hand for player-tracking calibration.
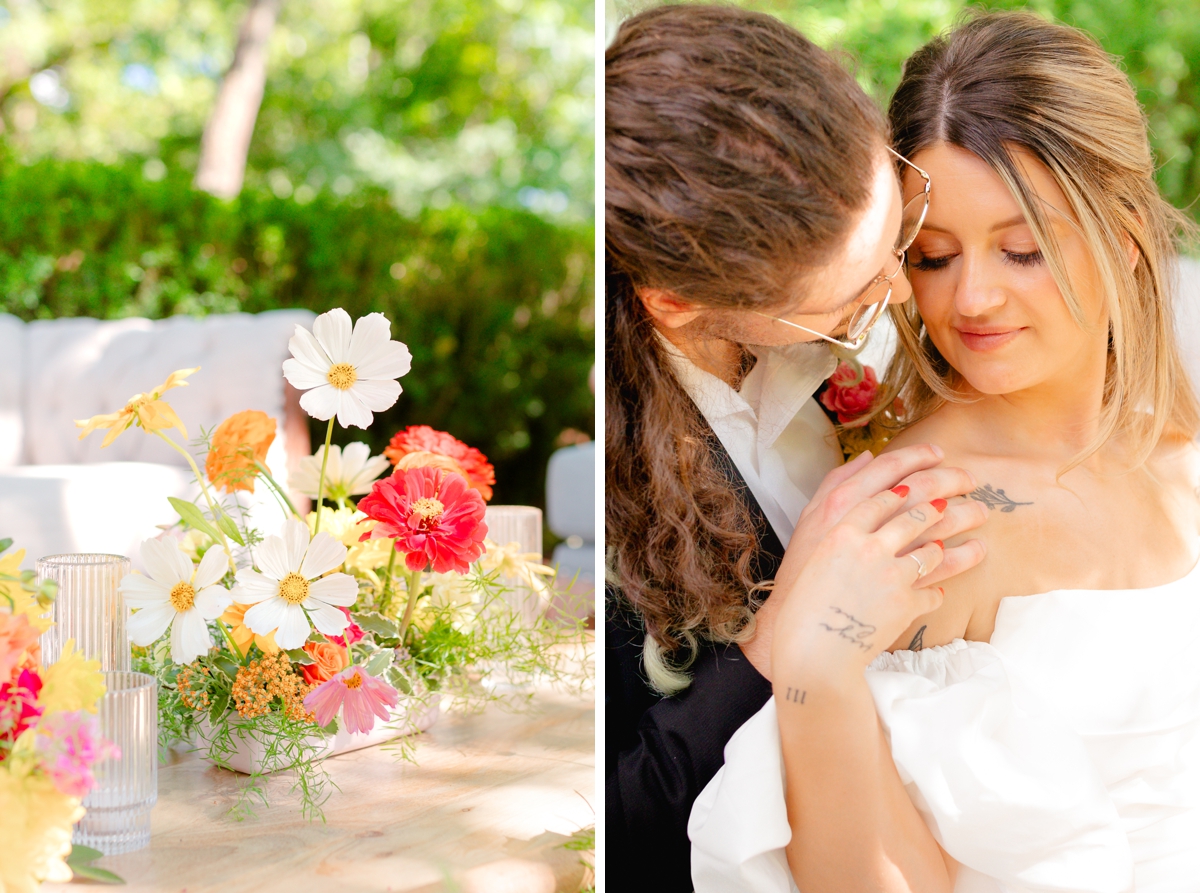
[741,444,988,680]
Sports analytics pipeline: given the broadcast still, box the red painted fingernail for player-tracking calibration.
[934,540,944,549]
[931,498,948,512]
[890,485,910,498]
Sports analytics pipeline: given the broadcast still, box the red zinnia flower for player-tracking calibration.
[357,466,488,574]
[383,425,495,501]
[0,667,44,746]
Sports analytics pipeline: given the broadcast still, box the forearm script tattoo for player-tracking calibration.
[819,606,876,652]
[968,484,1033,513]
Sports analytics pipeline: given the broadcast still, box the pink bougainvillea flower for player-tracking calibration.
[819,361,879,427]
[357,467,487,574]
[34,710,119,797]
[0,668,44,745]
[302,666,399,735]
[324,607,364,648]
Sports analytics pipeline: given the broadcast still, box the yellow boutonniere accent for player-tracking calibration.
[75,367,199,448]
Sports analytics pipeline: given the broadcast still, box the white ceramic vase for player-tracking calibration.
[199,694,441,775]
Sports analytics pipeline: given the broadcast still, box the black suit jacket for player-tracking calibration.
[606,437,788,893]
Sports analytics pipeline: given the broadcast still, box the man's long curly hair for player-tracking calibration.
[605,4,887,690]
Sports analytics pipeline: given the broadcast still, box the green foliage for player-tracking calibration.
[632,0,1200,216]
[0,159,594,507]
[0,0,593,220]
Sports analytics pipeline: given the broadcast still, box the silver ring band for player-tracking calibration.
[909,552,927,578]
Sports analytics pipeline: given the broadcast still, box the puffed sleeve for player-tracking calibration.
[689,640,1135,893]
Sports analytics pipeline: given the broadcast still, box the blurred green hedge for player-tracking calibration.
[0,160,594,510]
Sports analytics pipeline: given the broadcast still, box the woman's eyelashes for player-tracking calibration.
[908,249,1044,272]
[1002,249,1043,267]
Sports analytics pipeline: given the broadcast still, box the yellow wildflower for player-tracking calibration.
[221,602,280,655]
[480,538,556,597]
[0,771,82,892]
[75,367,198,448]
[306,507,394,573]
[38,641,106,714]
[0,548,51,633]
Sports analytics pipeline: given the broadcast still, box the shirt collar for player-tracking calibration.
[658,331,837,449]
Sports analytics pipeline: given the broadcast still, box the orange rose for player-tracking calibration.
[206,410,276,493]
[384,425,495,501]
[300,641,350,685]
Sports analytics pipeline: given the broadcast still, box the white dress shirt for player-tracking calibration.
[660,336,844,544]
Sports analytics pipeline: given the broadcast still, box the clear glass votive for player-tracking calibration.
[74,671,157,855]
[483,505,545,627]
[37,553,131,671]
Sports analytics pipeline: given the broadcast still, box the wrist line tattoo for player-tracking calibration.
[818,606,875,652]
[968,484,1033,513]
[784,687,806,704]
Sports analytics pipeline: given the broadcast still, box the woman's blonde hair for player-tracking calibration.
[880,10,1200,468]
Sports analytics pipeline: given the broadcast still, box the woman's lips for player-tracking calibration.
[955,327,1024,351]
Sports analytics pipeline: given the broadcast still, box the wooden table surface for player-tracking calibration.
[46,661,595,893]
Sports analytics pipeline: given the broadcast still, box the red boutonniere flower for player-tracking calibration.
[819,361,879,427]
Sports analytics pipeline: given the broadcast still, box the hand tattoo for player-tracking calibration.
[784,687,806,704]
[818,606,876,652]
[967,484,1033,513]
[908,508,927,522]
[907,625,926,652]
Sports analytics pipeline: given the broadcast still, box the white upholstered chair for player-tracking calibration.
[0,310,315,568]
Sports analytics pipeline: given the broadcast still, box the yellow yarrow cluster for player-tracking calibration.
[231,654,314,722]
[38,641,106,715]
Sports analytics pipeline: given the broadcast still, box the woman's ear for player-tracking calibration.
[639,287,704,329]
[1123,233,1140,273]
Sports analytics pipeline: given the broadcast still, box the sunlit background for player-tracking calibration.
[1,0,594,515]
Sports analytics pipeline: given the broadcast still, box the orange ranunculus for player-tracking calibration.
[300,641,350,686]
[206,410,277,494]
[384,425,495,501]
[221,602,280,655]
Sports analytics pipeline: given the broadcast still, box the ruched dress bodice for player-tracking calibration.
[688,561,1200,893]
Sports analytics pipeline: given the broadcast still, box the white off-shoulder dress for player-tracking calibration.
[689,562,1200,893]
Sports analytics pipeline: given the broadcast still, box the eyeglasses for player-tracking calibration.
[755,147,931,350]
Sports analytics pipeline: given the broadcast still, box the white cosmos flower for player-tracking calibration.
[282,308,412,429]
[233,518,359,649]
[121,538,232,664]
[292,442,390,502]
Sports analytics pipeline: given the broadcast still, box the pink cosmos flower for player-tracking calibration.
[35,710,119,797]
[325,607,364,648]
[357,466,487,574]
[0,667,43,746]
[302,666,399,735]
[819,362,879,426]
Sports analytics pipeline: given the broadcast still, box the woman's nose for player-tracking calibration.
[954,256,1007,317]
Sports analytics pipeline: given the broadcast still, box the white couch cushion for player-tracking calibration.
[545,441,595,540]
[0,314,23,467]
[0,462,291,570]
[23,309,314,469]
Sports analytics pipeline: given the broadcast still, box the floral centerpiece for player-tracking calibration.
[0,539,119,890]
[76,308,587,819]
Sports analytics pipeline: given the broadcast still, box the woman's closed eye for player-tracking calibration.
[910,253,954,272]
[1003,249,1043,267]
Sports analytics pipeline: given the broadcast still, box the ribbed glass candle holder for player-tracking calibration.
[483,505,545,626]
[74,671,157,854]
[37,553,130,671]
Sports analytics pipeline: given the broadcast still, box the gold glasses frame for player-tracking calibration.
[754,147,931,350]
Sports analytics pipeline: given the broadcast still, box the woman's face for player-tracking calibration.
[904,142,1110,396]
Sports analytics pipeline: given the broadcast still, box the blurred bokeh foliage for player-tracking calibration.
[618,0,1200,216]
[0,0,594,510]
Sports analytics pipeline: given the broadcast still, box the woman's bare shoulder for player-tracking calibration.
[880,409,970,458]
